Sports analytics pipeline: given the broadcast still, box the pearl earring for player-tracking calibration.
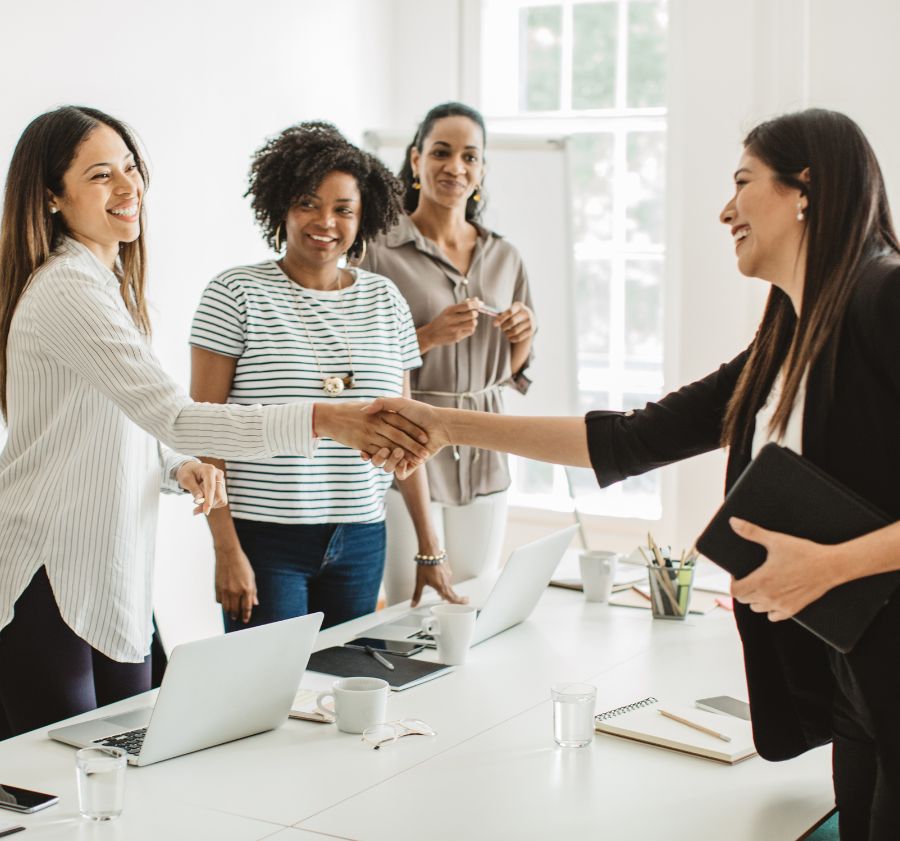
[796,202,805,222]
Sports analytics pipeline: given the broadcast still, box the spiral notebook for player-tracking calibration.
[593,697,757,764]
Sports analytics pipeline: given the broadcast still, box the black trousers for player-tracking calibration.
[0,567,153,740]
[829,649,900,841]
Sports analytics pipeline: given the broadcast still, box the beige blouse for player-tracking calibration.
[362,215,534,505]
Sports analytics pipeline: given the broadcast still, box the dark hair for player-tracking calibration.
[397,102,487,221]
[246,121,403,259]
[722,108,900,449]
[0,105,150,419]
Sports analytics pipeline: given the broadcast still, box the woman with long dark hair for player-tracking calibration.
[361,102,536,607]
[0,106,427,738]
[371,109,900,839]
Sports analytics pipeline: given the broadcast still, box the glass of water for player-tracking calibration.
[75,746,126,820]
[551,683,597,748]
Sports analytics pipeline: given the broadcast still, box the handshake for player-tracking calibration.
[315,397,450,479]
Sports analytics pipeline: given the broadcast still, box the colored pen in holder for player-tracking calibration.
[644,533,698,621]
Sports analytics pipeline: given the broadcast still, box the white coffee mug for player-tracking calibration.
[316,677,389,734]
[421,604,477,665]
[579,550,619,603]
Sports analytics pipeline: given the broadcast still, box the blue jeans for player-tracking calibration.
[224,519,386,633]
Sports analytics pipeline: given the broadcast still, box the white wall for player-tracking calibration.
[666,0,900,552]
[0,0,394,650]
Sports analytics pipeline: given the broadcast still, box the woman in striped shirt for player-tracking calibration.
[190,123,465,631]
[0,107,427,738]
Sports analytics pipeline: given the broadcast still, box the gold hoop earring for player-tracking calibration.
[274,222,284,252]
[412,177,421,191]
[356,239,367,264]
[473,185,482,203]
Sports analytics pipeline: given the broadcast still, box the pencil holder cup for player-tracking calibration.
[646,564,695,620]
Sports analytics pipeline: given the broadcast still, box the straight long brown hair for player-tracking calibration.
[721,109,900,450]
[0,106,151,420]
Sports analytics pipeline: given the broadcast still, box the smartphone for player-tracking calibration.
[347,637,425,657]
[0,784,59,813]
[694,695,751,721]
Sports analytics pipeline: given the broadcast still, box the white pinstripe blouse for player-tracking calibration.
[0,239,316,661]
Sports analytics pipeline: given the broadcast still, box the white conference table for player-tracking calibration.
[1,569,834,841]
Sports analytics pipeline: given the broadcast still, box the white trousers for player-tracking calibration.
[382,488,508,606]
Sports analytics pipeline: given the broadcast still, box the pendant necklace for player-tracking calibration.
[290,268,355,396]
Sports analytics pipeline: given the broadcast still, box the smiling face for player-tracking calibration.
[410,115,485,213]
[720,151,808,290]
[50,123,144,267]
[283,170,361,272]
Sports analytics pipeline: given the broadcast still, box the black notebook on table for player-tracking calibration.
[306,646,453,690]
[696,443,900,652]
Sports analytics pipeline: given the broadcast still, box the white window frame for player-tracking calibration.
[470,0,668,521]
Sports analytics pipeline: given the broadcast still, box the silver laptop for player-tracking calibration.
[49,612,322,766]
[361,527,577,646]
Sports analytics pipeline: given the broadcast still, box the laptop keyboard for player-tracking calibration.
[95,727,147,756]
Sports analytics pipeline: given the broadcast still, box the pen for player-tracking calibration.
[658,708,732,742]
[365,645,395,671]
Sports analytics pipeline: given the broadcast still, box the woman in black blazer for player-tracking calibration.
[368,109,900,840]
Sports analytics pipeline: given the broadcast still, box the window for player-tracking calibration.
[480,0,668,518]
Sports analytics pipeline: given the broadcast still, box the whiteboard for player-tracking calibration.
[363,131,576,415]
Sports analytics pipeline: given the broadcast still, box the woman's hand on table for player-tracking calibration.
[411,563,469,608]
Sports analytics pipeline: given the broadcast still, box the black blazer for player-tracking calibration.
[585,256,900,761]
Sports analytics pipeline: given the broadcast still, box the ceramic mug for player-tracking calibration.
[316,676,389,734]
[421,604,477,665]
[579,550,619,602]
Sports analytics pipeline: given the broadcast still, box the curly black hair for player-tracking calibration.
[246,121,403,259]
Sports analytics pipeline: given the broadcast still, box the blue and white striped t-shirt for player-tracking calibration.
[190,262,422,524]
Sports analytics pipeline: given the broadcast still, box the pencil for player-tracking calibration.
[658,708,732,742]
[647,533,682,615]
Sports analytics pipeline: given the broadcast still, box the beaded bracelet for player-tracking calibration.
[414,550,447,566]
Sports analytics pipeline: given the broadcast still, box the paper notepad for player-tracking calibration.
[594,697,757,764]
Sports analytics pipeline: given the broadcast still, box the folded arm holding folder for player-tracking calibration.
[697,444,900,651]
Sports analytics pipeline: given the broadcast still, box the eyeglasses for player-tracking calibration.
[361,719,436,750]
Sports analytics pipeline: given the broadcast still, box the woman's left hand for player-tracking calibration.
[728,516,845,621]
[411,563,469,608]
[175,461,228,516]
[494,302,535,344]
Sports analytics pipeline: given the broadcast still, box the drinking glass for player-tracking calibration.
[75,746,126,820]
[551,683,597,748]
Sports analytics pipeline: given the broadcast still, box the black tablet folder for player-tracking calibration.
[306,646,452,690]
[696,443,900,652]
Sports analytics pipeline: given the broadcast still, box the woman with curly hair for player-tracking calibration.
[190,122,463,631]
[361,102,536,606]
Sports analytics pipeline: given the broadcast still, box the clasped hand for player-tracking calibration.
[728,516,844,621]
[358,398,449,476]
